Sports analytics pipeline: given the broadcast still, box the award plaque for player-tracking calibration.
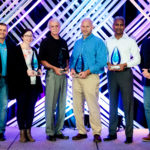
[111,47,121,69]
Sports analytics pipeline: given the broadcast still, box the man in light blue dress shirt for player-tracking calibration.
[70,18,107,142]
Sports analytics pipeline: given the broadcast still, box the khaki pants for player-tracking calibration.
[72,74,102,135]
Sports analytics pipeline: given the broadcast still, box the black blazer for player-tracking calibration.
[14,45,43,96]
[0,38,17,99]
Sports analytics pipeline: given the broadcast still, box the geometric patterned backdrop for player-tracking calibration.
[0,0,150,129]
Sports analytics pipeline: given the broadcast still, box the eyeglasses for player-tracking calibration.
[24,35,33,38]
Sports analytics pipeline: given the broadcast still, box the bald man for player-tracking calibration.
[39,18,69,141]
[70,18,107,142]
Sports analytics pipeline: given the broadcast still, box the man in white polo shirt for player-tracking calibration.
[103,16,141,144]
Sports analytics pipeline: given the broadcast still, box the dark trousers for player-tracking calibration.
[16,85,38,130]
[107,69,133,138]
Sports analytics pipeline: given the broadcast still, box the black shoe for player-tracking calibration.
[124,137,132,144]
[93,134,101,143]
[46,135,56,141]
[55,133,69,139]
[103,134,117,141]
[0,133,6,141]
[72,134,87,140]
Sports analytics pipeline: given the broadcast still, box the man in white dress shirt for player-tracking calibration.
[103,16,141,144]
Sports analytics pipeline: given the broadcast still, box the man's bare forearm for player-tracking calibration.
[41,60,56,70]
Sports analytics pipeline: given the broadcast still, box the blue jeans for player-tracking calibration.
[0,78,8,134]
[144,86,150,132]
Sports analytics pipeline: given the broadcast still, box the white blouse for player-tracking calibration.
[22,49,36,85]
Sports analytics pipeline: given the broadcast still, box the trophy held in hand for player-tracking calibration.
[74,54,84,78]
[111,47,121,70]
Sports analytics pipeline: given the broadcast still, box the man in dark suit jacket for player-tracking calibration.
[139,33,150,142]
[0,23,16,141]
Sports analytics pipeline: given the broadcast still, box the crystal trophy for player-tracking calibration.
[75,54,84,74]
[32,52,38,71]
[111,47,121,69]
[58,48,66,73]
[32,51,40,75]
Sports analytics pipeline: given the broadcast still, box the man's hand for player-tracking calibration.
[36,69,43,76]
[107,62,127,71]
[53,67,62,76]
[70,69,76,78]
[41,60,63,76]
[78,70,90,79]
[117,63,127,71]
[62,66,69,75]
[107,62,113,71]
[27,69,35,76]
[142,69,150,79]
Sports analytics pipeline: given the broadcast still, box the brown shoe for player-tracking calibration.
[72,134,87,140]
[26,129,35,142]
[142,134,150,142]
[93,134,102,143]
[19,129,27,143]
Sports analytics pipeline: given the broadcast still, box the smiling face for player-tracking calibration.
[49,20,60,37]
[81,19,93,39]
[113,19,125,38]
[0,25,8,42]
[22,31,33,45]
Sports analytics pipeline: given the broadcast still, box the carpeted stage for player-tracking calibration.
[0,127,150,150]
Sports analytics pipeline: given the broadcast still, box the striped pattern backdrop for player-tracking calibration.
[0,0,150,128]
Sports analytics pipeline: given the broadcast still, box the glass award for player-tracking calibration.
[32,51,41,75]
[111,47,121,69]
[58,48,66,73]
[32,52,38,71]
[75,54,84,73]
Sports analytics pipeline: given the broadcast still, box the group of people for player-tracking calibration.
[0,16,149,145]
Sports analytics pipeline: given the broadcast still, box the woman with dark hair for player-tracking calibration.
[14,29,42,142]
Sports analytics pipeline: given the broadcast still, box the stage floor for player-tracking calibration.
[0,127,150,150]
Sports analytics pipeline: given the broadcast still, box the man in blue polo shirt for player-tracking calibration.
[0,23,16,141]
[70,18,107,142]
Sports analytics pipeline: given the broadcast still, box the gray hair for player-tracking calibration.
[47,18,60,28]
